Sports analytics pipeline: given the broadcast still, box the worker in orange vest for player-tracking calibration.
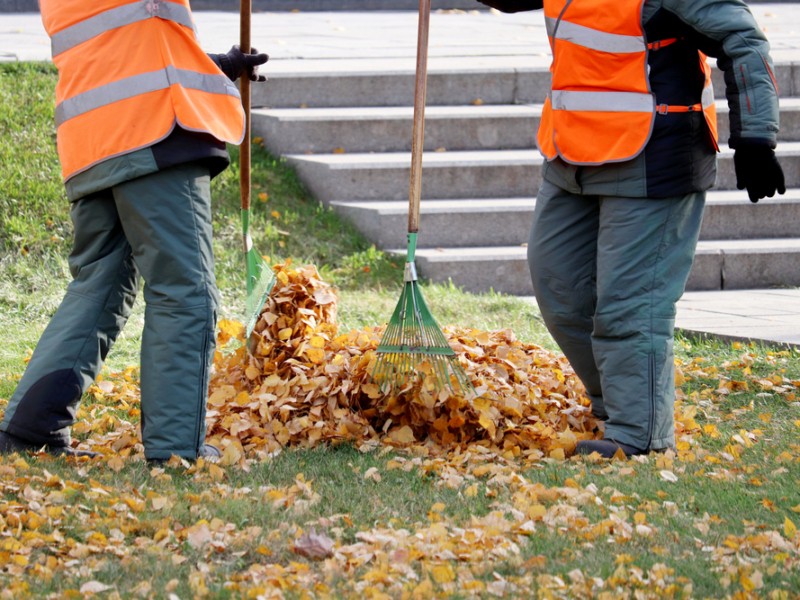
[0,0,267,463]
[477,0,785,457]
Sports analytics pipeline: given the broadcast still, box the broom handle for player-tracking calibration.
[408,0,431,236]
[240,0,252,215]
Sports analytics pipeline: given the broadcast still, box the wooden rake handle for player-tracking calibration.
[240,0,252,213]
[408,0,431,234]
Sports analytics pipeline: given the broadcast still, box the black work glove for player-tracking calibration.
[733,139,786,203]
[475,0,542,12]
[216,45,269,82]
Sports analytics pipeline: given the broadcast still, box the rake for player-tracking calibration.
[371,0,475,398]
[240,0,275,339]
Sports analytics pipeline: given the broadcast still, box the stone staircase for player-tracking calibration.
[251,63,800,296]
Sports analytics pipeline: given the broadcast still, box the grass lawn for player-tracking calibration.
[0,63,798,599]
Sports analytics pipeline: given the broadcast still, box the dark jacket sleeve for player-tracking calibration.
[660,0,779,148]
[475,0,542,12]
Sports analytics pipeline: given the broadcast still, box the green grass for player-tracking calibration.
[1,63,799,599]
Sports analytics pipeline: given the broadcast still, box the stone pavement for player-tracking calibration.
[675,289,800,347]
[1,5,799,348]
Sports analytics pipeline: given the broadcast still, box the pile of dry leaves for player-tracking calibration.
[205,264,600,463]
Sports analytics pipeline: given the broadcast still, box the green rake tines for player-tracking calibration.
[372,233,475,398]
[243,208,275,337]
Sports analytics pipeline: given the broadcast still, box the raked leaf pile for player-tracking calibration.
[205,264,601,465]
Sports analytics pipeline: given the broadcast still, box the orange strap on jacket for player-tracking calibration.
[647,37,679,51]
[657,103,702,113]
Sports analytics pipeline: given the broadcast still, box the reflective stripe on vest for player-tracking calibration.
[545,16,645,54]
[50,1,196,57]
[41,0,245,181]
[551,90,654,113]
[55,67,238,126]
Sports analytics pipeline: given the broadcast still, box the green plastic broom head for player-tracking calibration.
[372,260,475,398]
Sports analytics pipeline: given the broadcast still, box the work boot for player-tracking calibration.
[146,443,221,466]
[0,430,99,458]
[198,443,221,462]
[575,438,646,459]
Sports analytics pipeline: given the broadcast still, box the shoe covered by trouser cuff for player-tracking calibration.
[146,443,221,465]
[0,430,98,458]
[575,438,647,459]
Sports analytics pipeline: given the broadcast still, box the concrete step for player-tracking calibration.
[331,189,800,249]
[717,98,800,142]
[286,149,542,202]
[254,99,800,154]
[252,105,539,155]
[700,189,800,239]
[331,197,535,248]
[716,142,800,192]
[255,62,799,109]
[286,143,800,203]
[400,238,800,295]
[691,238,800,290]
[254,61,544,109]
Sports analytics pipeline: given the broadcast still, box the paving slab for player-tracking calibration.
[675,289,800,348]
[521,289,800,349]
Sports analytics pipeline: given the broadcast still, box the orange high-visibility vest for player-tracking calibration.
[41,0,246,181]
[537,0,718,165]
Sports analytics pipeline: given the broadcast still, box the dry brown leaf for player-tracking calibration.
[79,581,114,595]
[105,455,125,472]
[292,528,335,559]
[186,522,213,549]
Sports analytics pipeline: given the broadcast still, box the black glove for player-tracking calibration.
[733,139,786,203]
[475,0,542,12]
[216,45,269,82]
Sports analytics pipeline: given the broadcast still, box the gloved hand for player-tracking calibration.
[475,0,543,12]
[733,139,786,203]
[216,45,269,82]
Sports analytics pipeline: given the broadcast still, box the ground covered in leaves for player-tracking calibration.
[1,265,799,598]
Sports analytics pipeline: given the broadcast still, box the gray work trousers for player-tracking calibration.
[1,163,219,460]
[528,179,705,451]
